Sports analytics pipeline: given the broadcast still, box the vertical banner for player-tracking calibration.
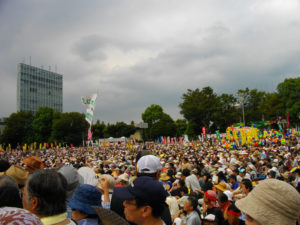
[202,127,206,140]
[81,93,97,142]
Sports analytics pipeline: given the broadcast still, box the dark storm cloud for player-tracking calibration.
[1,0,300,123]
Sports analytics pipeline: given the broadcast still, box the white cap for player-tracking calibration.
[137,155,162,174]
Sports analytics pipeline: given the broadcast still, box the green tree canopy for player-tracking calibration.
[91,120,106,139]
[51,112,89,146]
[32,107,56,143]
[1,111,34,147]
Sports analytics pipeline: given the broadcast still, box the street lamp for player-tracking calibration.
[237,93,246,126]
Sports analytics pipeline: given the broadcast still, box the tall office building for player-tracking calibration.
[17,63,63,113]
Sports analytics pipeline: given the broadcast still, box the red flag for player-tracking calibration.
[70,144,74,150]
[46,143,49,148]
[287,113,290,129]
[202,127,206,140]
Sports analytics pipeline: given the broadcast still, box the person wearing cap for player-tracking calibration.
[236,179,300,225]
[68,184,102,225]
[202,190,224,225]
[114,176,168,225]
[22,169,76,225]
[110,154,173,225]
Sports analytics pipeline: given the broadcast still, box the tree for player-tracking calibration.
[51,112,89,146]
[32,107,55,143]
[1,111,34,147]
[91,120,106,139]
[277,77,300,125]
[258,92,284,121]
[142,104,175,140]
[175,119,187,136]
[115,122,136,138]
[179,87,220,135]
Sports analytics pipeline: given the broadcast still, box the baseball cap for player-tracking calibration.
[137,155,162,174]
[114,176,168,208]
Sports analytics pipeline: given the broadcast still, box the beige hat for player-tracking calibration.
[236,179,300,225]
[5,165,29,185]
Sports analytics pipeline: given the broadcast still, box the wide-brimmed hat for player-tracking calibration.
[175,172,182,179]
[5,165,28,186]
[236,179,300,225]
[68,184,102,215]
[23,156,44,171]
[214,182,227,192]
[223,190,233,201]
[118,173,129,182]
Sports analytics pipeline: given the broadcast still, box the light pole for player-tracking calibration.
[237,93,246,126]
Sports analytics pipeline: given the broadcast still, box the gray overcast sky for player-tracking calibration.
[1,0,300,123]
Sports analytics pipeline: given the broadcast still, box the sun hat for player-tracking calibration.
[236,179,300,225]
[68,184,102,215]
[0,207,43,225]
[118,173,129,182]
[137,155,162,174]
[214,182,227,192]
[5,165,28,186]
[175,172,182,179]
[114,176,168,208]
[77,167,98,186]
[23,156,44,171]
[223,190,233,201]
[58,165,80,199]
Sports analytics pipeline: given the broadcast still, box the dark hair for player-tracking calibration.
[179,180,185,187]
[26,169,67,217]
[229,174,237,181]
[268,170,276,178]
[187,196,201,217]
[0,159,10,172]
[218,193,228,203]
[137,172,157,178]
[0,175,22,208]
[135,197,164,218]
[241,178,253,192]
[217,171,227,182]
[182,169,190,177]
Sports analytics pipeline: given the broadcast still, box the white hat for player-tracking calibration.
[223,190,233,201]
[137,155,162,174]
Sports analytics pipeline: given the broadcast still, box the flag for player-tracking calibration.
[202,127,206,140]
[287,113,290,129]
[88,128,92,140]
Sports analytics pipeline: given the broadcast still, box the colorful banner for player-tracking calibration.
[81,94,98,126]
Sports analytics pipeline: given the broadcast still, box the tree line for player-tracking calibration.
[1,77,299,146]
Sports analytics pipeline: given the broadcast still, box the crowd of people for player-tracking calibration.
[0,134,300,225]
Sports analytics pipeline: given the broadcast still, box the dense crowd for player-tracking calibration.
[0,134,300,225]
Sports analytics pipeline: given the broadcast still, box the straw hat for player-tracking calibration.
[23,156,44,171]
[236,179,300,225]
[214,182,227,192]
[5,165,29,186]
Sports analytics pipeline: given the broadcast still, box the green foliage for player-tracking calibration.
[51,112,89,146]
[32,107,56,143]
[91,120,106,139]
[142,104,176,139]
[277,77,300,124]
[175,119,187,136]
[1,111,34,147]
[102,122,136,138]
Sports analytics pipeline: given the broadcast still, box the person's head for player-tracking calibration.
[0,159,10,172]
[68,184,102,221]
[115,176,168,224]
[22,169,67,218]
[183,196,198,214]
[0,175,22,208]
[236,179,300,225]
[229,174,237,184]
[23,156,44,174]
[227,203,241,225]
[204,190,217,208]
[241,178,252,194]
[217,193,228,207]
[58,165,80,200]
[182,169,190,178]
[137,155,162,179]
